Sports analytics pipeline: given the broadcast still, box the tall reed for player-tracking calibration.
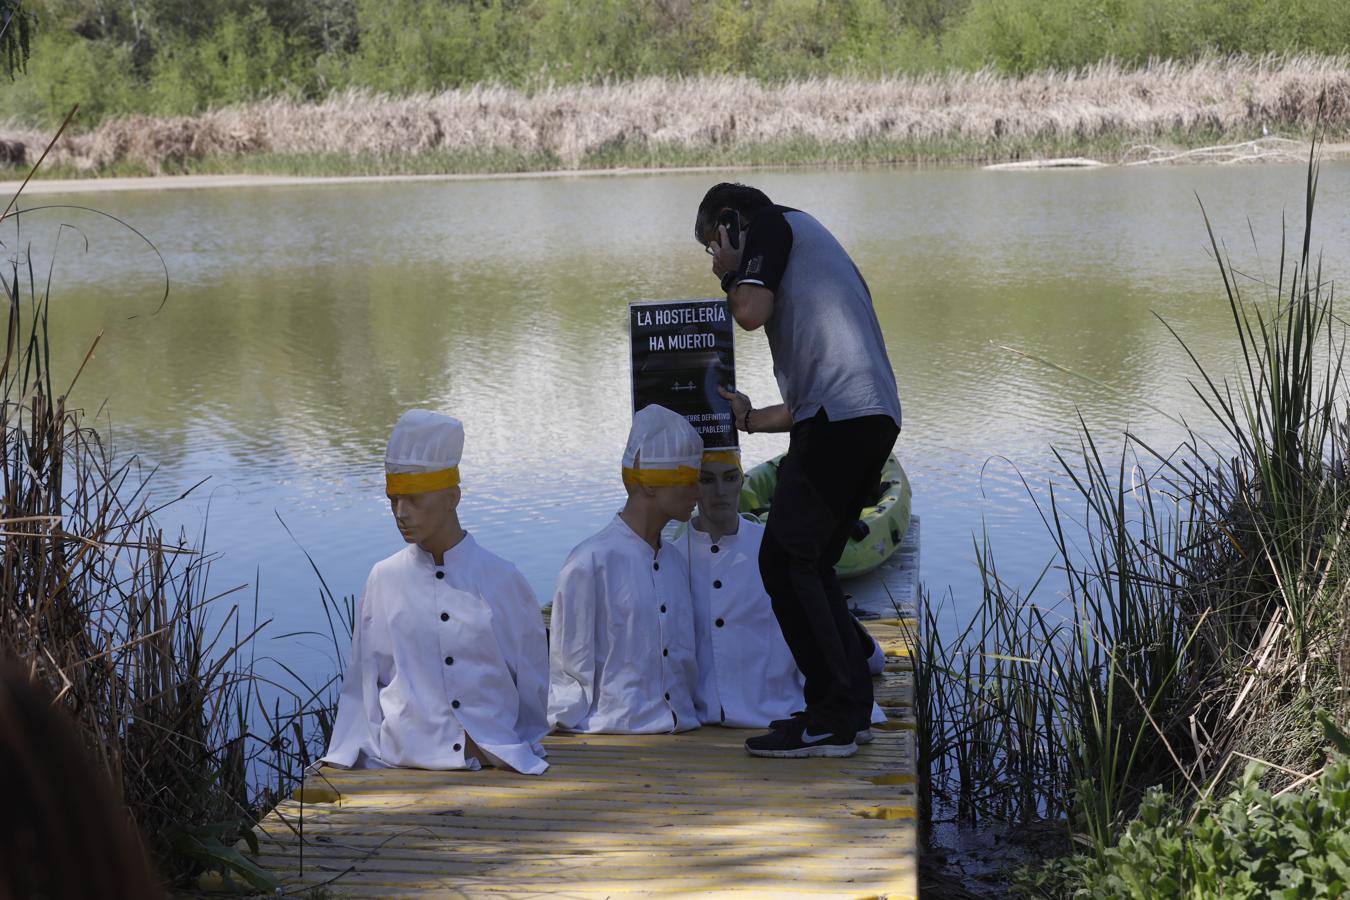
[0,200,347,889]
[920,133,1350,868]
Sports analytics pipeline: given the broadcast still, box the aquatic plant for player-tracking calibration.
[0,128,347,891]
[919,128,1350,883]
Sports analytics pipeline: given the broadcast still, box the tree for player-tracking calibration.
[2,0,34,77]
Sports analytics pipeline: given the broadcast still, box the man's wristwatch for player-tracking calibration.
[743,408,754,434]
[720,270,739,294]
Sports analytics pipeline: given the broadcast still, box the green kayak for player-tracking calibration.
[738,452,912,579]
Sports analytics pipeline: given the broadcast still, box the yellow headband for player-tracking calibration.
[701,450,742,469]
[621,465,699,488]
[385,466,460,495]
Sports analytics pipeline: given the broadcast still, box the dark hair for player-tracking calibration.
[694,183,773,243]
[0,659,164,900]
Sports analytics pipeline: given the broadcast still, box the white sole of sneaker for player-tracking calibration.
[855,729,874,745]
[745,742,858,759]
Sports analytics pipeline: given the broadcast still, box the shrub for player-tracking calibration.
[1027,757,1350,898]
[0,29,142,125]
[148,8,312,115]
[0,0,34,78]
[7,0,1350,126]
[944,0,1350,75]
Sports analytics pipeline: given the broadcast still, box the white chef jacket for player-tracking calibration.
[681,517,806,728]
[322,534,550,775]
[682,516,888,730]
[548,515,700,734]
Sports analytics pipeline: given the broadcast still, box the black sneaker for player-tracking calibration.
[768,710,807,731]
[771,710,872,744]
[745,724,857,758]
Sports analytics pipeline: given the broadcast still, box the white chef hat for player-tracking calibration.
[622,405,702,488]
[385,409,464,495]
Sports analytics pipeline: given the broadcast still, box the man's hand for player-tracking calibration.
[709,224,745,279]
[717,388,792,433]
[718,386,752,431]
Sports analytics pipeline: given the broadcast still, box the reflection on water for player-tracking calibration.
[13,163,1350,679]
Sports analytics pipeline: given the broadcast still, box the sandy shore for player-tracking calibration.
[2,140,1344,197]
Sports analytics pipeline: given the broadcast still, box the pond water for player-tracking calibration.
[15,161,1350,684]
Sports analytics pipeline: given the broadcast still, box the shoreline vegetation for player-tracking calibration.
[0,164,347,889]
[3,57,1350,180]
[919,140,1350,896]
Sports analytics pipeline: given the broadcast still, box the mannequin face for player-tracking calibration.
[649,481,700,523]
[697,459,742,532]
[389,486,462,546]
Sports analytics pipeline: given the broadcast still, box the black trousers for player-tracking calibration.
[759,411,900,737]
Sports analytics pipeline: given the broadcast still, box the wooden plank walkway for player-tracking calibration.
[253,521,921,898]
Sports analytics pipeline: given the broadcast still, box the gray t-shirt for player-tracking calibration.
[737,207,902,428]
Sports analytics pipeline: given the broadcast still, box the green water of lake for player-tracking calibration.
[15,162,1350,680]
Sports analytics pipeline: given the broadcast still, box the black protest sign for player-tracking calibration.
[629,299,737,450]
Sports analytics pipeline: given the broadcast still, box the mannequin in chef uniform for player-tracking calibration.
[547,405,702,734]
[683,447,803,728]
[323,410,550,774]
[684,449,890,741]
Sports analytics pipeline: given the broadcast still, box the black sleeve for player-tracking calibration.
[737,206,794,293]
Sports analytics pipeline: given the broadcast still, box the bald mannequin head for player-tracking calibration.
[694,457,742,537]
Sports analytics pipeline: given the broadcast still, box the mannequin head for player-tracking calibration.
[696,456,743,535]
[385,409,467,560]
[624,467,700,525]
[619,406,703,546]
[389,485,463,551]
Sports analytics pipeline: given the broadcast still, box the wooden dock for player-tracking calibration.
[251,521,921,898]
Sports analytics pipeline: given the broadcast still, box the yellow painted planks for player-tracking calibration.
[249,626,919,898]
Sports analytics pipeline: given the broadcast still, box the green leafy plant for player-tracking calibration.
[1026,755,1350,898]
[10,0,1350,129]
[172,821,281,893]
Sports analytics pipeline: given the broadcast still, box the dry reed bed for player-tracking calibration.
[4,56,1350,173]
